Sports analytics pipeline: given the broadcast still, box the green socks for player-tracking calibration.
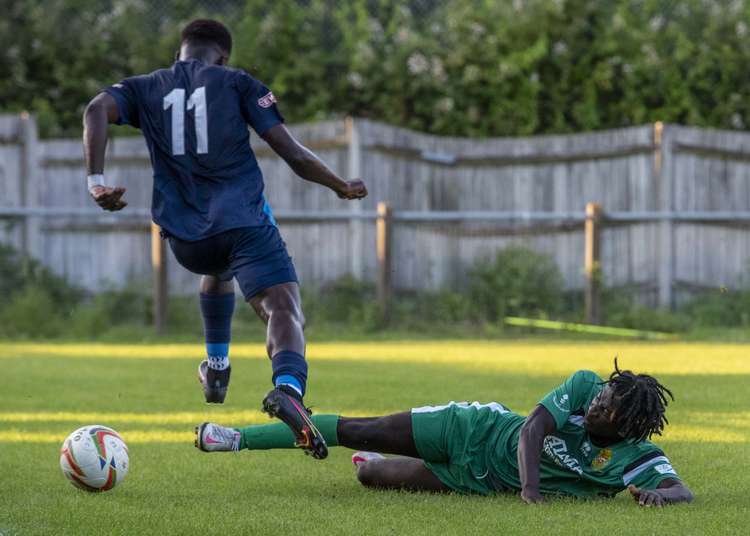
[235,415,340,450]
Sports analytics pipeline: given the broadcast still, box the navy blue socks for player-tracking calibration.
[200,293,235,371]
[201,293,307,397]
[272,351,308,396]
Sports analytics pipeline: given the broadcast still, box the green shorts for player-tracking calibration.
[411,401,524,495]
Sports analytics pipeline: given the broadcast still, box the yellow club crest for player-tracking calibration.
[591,448,613,470]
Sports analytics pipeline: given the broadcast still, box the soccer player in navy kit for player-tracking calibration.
[82,19,367,459]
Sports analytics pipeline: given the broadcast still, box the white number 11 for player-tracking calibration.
[163,87,208,155]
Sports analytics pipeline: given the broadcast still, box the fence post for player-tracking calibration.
[655,121,674,309]
[18,112,39,258]
[346,117,365,280]
[584,202,602,325]
[151,222,168,334]
[376,202,392,324]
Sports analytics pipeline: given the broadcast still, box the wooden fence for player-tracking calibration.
[2,114,750,318]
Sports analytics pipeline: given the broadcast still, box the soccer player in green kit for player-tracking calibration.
[195,361,693,506]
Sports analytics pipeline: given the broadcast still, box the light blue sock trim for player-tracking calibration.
[275,374,302,396]
[206,342,229,357]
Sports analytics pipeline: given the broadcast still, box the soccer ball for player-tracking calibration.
[59,425,129,492]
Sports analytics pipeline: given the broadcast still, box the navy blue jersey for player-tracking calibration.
[105,59,283,240]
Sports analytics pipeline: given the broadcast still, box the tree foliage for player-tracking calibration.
[3,0,750,137]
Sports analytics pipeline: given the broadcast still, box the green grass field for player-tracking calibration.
[2,341,748,535]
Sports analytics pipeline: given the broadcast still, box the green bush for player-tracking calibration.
[0,286,66,338]
[6,0,750,137]
[388,290,473,331]
[680,289,750,328]
[303,275,376,325]
[67,286,152,338]
[163,295,203,335]
[601,288,690,333]
[0,243,82,310]
[301,275,475,331]
[0,243,82,337]
[468,245,564,322]
[0,243,162,339]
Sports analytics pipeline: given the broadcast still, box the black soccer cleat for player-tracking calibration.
[262,385,328,460]
[198,360,231,404]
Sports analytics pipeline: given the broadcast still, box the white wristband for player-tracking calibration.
[87,174,105,193]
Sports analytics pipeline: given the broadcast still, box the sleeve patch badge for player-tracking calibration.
[552,393,570,412]
[654,463,675,475]
[258,91,277,108]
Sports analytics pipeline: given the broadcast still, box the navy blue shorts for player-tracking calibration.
[167,226,298,300]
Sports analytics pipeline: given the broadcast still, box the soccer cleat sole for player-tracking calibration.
[194,423,206,451]
[262,394,329,460]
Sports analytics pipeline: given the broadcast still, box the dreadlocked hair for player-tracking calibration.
[608,358,674,442]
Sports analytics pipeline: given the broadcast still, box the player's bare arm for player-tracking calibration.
[517,404,556,504]
[628,479,694,507]
[261,124,367,200]
[82,92,127,211]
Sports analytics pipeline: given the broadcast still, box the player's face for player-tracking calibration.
[584,386,622,439]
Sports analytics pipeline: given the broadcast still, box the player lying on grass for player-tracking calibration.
[82,19,367,460]
[195,361,693,506]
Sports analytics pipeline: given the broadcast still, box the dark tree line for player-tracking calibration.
[2,0,749,137]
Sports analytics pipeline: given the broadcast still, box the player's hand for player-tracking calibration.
[336,179,367,200]
[520,488,544,504]
[628,485,666,507]
[90,186,128,211]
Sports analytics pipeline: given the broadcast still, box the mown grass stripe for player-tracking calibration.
[2,425,747,444]
[0,430,194,443]
[3,342,750,375]
[0,410,381,424]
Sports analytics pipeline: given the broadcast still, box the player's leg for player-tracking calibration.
[195,410,450,491]
[197,412,415,454]
[354,457,450,492]
[249,281,327,457]
[248,281,306,395]
[166,231,235,403]
[339,412,450,491]
[196,274,235,403]
[228,225,322,456]
[228,225,306,395]
[336,412,419,457]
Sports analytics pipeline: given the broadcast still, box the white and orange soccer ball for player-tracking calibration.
[59,425,129,492]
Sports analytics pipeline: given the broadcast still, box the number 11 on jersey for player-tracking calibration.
[163,87,208,155]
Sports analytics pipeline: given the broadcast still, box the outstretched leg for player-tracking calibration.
[337,412,419,457]
[196,410,450,492]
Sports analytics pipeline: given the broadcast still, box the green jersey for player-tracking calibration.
[412,370,680,497]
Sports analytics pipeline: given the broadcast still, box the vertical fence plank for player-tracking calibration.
[656,122,674,308]
[151,222,168,334]
[18,113,39,258]
[585,202,602,324]
[346,117,364,279]
[376,202,393,324]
